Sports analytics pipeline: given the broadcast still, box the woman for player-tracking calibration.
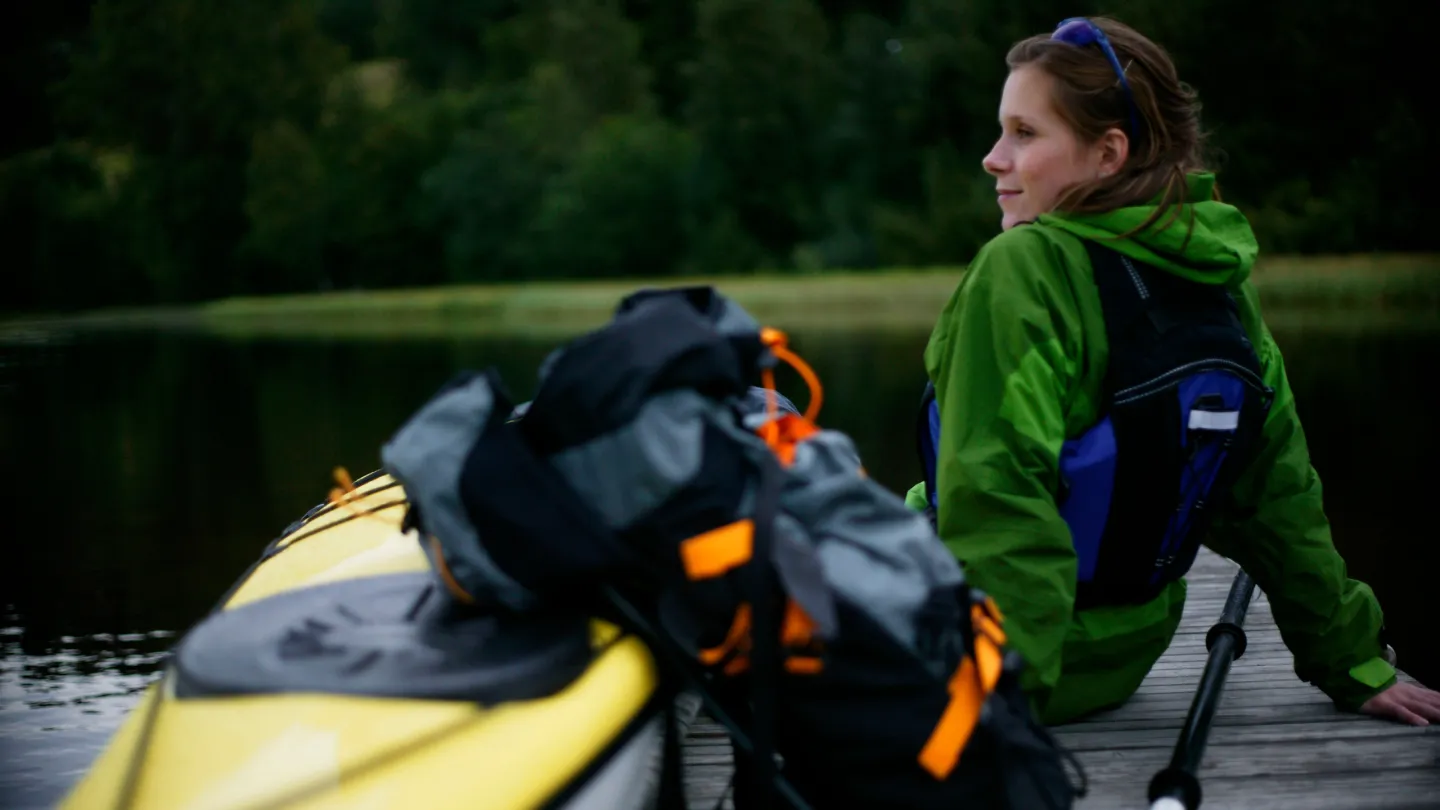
[905,16,1440,727]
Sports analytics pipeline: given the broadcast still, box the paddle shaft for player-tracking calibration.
[1147,569,1257,810]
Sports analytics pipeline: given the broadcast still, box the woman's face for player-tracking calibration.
[982,65,1108,231]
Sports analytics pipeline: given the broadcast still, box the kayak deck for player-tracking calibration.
[680,547,1440,809]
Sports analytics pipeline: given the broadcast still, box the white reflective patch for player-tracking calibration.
[1189,409,1240,431]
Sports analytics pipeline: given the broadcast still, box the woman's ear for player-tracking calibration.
[1097,127,1129,177]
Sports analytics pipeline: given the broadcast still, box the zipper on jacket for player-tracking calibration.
[1120,256,1150,300]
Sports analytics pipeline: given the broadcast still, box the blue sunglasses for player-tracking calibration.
[1051,17,1140,139]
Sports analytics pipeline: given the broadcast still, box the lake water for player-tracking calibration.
[2,321,1436,808]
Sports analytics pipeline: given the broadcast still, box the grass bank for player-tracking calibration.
[4,254,1438,343]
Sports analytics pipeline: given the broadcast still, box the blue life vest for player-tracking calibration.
[917,241,1275,608]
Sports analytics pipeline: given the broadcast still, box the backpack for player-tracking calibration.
[382,286,1084,809]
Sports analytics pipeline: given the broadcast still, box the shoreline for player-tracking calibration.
[4,254,1436,343]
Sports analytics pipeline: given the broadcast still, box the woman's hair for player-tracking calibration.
[1006,17,1215,236]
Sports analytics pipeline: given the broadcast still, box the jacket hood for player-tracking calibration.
[1037,173,1258,286]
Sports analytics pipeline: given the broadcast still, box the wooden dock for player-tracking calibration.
[680,548,1440,809]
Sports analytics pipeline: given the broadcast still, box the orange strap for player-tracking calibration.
[329,466,355,499]
[972,603,1007,647]
[698,600,827,676]
[781,598,817,647]
[917,632,1004,780]
[427,536,476,605]
[698,604,752,666]
[322,465,404,531]
[754,327,825,460]
[759,328,824,422]
[784,656,823,674]
[768,413,821,466]
[679,519,755,580]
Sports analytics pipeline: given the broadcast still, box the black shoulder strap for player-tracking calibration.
[1081,240,1151,322]
[1079,239,1251,404]
[1081,240,1162,406]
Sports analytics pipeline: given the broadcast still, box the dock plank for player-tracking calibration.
[680,547,1440,809]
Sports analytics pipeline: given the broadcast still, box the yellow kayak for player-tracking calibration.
[61,472,669,810]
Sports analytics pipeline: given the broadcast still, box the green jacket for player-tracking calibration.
[905,173,1394,723]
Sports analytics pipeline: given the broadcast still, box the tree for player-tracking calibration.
[0,144,143,312]
[53,0,345,301]
[686,0,842,257]
[521,114,699,279]
[242,64,461,291]
[374,0,518,88]
[421,0,663,282]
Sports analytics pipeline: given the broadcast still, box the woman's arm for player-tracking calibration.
[924,227,1086,714]
[1205,283,1405,712]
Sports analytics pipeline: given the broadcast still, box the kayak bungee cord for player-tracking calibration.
[1147,568,1257,810]
[204,468,403,616]
[270,467,401,543]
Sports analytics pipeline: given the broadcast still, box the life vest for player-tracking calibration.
[918,241,1274,609]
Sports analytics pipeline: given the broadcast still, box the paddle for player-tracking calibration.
[1147,568,1257,810]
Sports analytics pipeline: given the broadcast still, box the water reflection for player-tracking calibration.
[0,321,1435,807]
[0,621,171,809]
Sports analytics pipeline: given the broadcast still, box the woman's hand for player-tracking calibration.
[1359,682,1440,726]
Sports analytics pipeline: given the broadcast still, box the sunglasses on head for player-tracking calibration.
[1051,17,1140,140]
